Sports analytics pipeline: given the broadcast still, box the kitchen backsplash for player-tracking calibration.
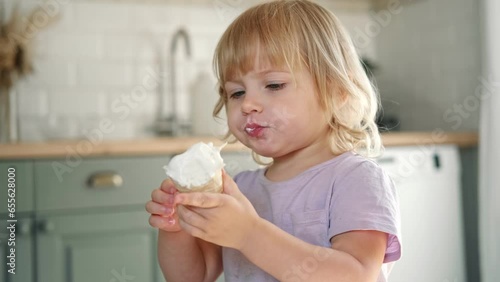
[4,0,481,142]
[3,0,377,142]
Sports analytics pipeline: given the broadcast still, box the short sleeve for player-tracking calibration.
[328,161,402,263]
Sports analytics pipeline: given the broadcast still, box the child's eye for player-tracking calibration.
[229,90,245,99]
[266,83,286,91]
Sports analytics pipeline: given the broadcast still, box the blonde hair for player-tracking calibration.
[212,0,383,162]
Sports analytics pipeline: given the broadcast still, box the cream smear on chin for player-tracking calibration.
[163,142,226,190]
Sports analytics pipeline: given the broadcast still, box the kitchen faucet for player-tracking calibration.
[154,27,191,136]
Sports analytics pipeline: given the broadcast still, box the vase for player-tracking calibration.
[0,87,18,143]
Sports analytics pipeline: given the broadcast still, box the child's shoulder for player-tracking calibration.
[320,152,389,183]
[324,151,383,172]
[330,152,393,189]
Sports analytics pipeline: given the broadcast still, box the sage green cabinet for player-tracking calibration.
[1,156,168,282]
[0,152,258,282]
[36,210,160,282]
[33,155,169,282]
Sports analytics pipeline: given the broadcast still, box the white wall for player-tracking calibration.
[2,0,376,142]
[479,0,500,280]
[375,0,482,131]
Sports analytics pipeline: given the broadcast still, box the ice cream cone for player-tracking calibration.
[172,169,223,193]
[164,142,226,194]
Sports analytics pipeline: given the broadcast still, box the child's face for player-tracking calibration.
[224,58,329,158]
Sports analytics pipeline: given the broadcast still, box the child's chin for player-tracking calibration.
[250,146,277,159]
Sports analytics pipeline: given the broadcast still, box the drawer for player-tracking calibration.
[34,156,169,211]
[0,160,34,213]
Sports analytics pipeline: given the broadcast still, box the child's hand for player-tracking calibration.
[146,178,182,232]
[174,170,260,250]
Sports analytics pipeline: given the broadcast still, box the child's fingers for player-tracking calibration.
[177,205,207,225]
[160,178,178,194]
[222,169,243,198]
[145,200,174,216]
[149,214,177,230]
[177,208,207,239]
[151,188,176,205]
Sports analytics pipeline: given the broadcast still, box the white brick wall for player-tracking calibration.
[5,0,376,141]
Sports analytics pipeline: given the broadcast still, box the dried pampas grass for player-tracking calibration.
[0,2,57,89]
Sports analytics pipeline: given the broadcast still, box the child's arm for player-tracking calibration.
[174,171,387,282]
[240,217,387,281]
[147,179,223,282]
[157,229,222,282]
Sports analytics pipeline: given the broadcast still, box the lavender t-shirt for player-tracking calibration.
[222,151,402,282]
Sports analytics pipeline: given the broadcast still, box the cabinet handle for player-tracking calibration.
[87,171,123,189]
[37,220,55,233]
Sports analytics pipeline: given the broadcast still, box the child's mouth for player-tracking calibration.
[245,123,267,138]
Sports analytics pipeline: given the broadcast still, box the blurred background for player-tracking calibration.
[0,0,483,141]
[0,0,498,282]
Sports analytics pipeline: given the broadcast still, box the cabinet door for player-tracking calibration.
[36,210,160,282]
[0,217,35,282]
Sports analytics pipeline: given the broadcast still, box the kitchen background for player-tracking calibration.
[0,0,492,281]
[2,0,481,142]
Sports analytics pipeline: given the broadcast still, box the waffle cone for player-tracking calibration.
[173,169,223,193]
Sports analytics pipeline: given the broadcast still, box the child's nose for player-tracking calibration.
[241,92,263,114]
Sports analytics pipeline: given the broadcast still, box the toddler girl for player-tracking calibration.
[146,1,401,281]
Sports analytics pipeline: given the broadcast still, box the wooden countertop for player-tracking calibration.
[0,132,479,160]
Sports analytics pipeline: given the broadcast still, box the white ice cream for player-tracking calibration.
[163,142,226,190]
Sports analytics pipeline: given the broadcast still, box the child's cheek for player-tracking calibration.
[226,108,239,124]
[226,117,239,135]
